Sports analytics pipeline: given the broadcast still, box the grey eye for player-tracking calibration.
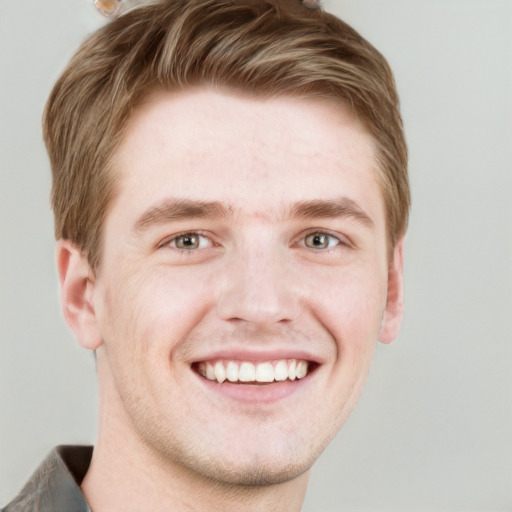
[304,233,339,250]
[173,234,201,250]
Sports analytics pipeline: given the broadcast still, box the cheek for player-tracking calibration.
[98,264,214,357]
[306,269,386,433]
[311,267,387,355]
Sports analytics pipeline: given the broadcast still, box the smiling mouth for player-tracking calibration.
[193,359,314,384]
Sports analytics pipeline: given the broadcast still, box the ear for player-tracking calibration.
[378,236,405,344]
[56,239,103,351]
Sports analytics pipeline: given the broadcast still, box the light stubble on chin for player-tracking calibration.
[142,421,321,490]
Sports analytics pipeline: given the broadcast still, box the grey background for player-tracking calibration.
[1,1,510,510]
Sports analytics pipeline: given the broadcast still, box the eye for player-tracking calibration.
[304,232,340,250]
[169,232,211,250]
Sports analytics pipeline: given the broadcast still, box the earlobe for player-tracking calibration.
[378,236,405,344]
[56,240,103,351]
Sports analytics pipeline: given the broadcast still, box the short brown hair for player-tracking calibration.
[44,0,409,268]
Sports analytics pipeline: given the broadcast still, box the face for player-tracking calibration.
[70,88,403,486]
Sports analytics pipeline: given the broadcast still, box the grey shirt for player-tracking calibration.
[2,446,92,512]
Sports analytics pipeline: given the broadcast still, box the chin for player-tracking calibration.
[166,427,329,488]
[190,454,314,488]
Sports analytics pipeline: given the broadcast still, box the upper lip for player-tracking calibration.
[190,347,324,365]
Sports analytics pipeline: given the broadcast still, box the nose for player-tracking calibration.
[215,243,300,328]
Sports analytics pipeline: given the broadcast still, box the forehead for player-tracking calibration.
[110,88,384,225]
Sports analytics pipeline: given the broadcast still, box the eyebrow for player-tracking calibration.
[134,199,231,232]
[290,198,374,227]
[133,196,374,232]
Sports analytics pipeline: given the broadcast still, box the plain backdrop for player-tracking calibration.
[1,1,511,510]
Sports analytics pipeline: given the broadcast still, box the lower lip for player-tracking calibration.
[195,372,313,404]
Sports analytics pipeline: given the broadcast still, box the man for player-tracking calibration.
[3,0,409,510]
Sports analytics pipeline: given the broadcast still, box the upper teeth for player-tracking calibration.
[197,359,309,384]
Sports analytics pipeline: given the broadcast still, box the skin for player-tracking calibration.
[58,88,404,512]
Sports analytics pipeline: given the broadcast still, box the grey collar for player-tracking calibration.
[3,446,93,512]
